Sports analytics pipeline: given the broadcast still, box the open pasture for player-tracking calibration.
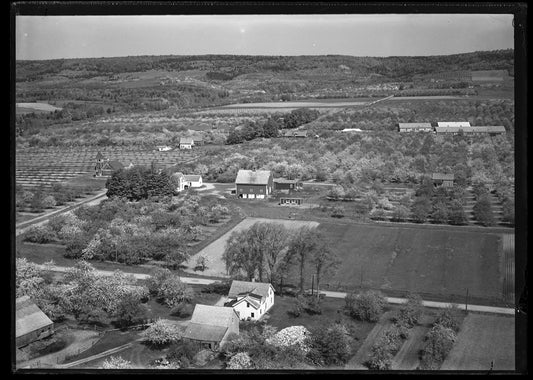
[440,313,515,371]
[16,102,63,114]
[311,222,507,304]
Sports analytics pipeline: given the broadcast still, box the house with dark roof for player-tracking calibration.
[398,123,433,132]
[94,152,124,177]
[182,305,239,350]
[225,280,275,321]
[432,173,455,188]
[235,170,273,200]
[179,137,194,149]
[16,296,54,348]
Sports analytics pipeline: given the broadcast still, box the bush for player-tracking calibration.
[201,280,231,295]
[227,352,253,369]
[41,195,57,208]
[366,344,393,370]
[101,356,133,369]
[369,208,387,221]
[287,298,304,318]
[420,325,457,370]
[141,319,181,346]
[302,295,322,315]
[473,195,495,226]
[391,205,410,222]
[434,305,462,333]
[393,293,424,327]
[331,206,345,218]
[170,302,194,318]
[167,340,203,365]
[22,225,56,244]
[345,290,386,322]
[308,323,352,366]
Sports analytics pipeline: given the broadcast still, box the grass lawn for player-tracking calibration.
[440,313,515,371]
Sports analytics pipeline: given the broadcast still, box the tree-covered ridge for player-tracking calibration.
[16,50,514,82]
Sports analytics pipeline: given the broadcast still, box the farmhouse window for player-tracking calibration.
[251,313,255,318]
[260,188,263,193]
[247,302,250,308]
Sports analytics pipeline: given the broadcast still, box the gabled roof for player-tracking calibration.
[180,137,194,144]
[274,178,302,184]
[189,304,238,327]
[171,172,184,179]
[16,296,53,338]
[226,294,262,309]
[469,126,506,133]
[235,170,272,185]
[398,123,432,129]
[183,323,228,342]
[228,280,274,300]
[95,151,105,160]
[108,160,124,171]
[437,122,471,128]
[432,173,455,181]
[183,175,202,182]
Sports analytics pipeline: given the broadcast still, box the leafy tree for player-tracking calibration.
[420,325,457,370]
[431,201,449,224]
[434,305,462,333]
[448,200,468,225]
[227,352,253,369]
[308,323,352,366]
[501,198,515,225]
[21,225,56,244]
[345,290,386,322]
[473,195,495,226]
[16,258,45,298]
[113,292,149,328]
[391,205,410,222]
[310,240,339,299]
[195,255,209,271]
[392,293,424,327]
[411,196,432,223]
[106,166,175,201]
[142,319,181,346]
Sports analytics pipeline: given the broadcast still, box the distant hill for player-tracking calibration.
[16,50,514,83]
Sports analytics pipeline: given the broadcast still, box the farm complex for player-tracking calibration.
[14,37,520,373]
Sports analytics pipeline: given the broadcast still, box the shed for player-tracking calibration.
[432,173,455,188]
[182,305,239,350]
[16,296,54,348]
[398,123,433,132]
[436,122,471,128]
[273,178,303,191]
[183,174,203,188]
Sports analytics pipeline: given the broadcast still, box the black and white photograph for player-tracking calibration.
[11,2,526,374]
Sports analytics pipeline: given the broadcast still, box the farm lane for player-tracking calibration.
[16,190,108,233]
[36,264,515,315]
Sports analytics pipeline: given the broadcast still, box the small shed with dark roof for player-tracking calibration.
[182,304,239,350]
[273,178,303,191]
[432,173,455,188]
[16,296,54,348]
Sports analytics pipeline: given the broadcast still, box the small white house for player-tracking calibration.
[225,280,275,321]
[179,137,194,150]
[156,145,173,152]
[171,172,186,192]
[183,175,203,189]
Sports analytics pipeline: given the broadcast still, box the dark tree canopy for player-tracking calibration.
[105,166,175,201]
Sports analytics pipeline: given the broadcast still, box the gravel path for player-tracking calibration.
[391,314,434,370]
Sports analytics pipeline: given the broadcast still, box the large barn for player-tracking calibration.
[16,296,54,348]
[182,304,239,350]
[235,170,273,200]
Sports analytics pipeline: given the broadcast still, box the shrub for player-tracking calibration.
[366,344,393,370]
[307,323,352,366]
[41,195,57,208]
[141,319,181,346]
[302,295,322,315]
[393,293,424,327]
[101,356,133,369]
[420,325,457,370]
[167,340,203,365]
[287,298,305,318]
[391,205,410,222]
[201,280,231,295]
[22,225,56,244]
[345,290,386,322]
[227,352,253,369]
[473,195,495,226]
[369,208,387,221]
[331,206,345,218]
[171,302,194,318]
[434,305,462,333]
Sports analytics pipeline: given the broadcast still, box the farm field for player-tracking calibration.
[16,102,63,114]
[181,217,319,278]
[312,222,508,305]
[440,313,515,371]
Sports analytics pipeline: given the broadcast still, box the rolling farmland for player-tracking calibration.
[312,222,507,305]
[15,147,201,191]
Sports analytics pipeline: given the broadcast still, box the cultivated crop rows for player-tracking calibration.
[16,147,201,190]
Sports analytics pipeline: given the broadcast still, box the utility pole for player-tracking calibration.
[465,288,469,313]
[311,274,315,296]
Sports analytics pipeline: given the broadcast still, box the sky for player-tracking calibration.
[15,14,514,60]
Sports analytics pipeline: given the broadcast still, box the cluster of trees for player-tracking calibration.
[16,259,150,327]
[16,183,103,213]
[226,108,320,144]
[223,223,339,295]
[105,166,175,201]
[21,196,232,265]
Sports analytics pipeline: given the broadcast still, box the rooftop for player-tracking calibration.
[16,296,53,338]
[228,280,273,300]
[235,170,272,185]
[398,123,432,128]
[436,121,471,128]
[183,175,202,182]
[432,173,455,181]
[180,137,194,144]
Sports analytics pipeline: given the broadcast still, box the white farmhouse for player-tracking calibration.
[179,137,194,149]
[183,175,203,189]
[225,280,275,321]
